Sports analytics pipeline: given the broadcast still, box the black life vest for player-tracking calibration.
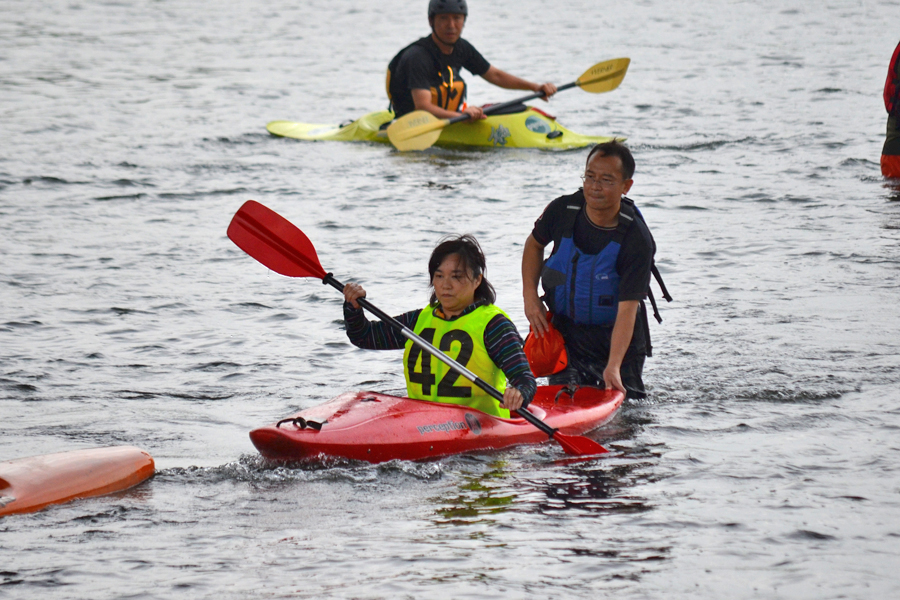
[386,37,467,114]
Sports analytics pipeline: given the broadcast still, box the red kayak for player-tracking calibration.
[250,385,623,463]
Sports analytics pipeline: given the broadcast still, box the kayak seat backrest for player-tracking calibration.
[482,102,529,116]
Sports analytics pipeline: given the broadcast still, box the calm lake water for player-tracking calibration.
[2,0,899,598]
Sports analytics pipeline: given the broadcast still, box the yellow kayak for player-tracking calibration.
[266,107,619,150]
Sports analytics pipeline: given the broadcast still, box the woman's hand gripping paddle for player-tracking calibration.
[387,57,630,151]
[227,200,609,457]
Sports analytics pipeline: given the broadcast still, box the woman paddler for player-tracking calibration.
[342,235,536,417]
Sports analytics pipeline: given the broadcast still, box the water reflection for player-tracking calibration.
[432,461,516,525]
[550,405,663,508]
[885,178,900,203]
[535,461,657,515]
[429,405,666,523]
[531,427,666,516]
[882,179,900,230]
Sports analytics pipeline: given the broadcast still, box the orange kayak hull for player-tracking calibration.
[0,446,155,517]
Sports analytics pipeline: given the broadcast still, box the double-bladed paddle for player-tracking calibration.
[227,200,608,457]
[386,57,630,151]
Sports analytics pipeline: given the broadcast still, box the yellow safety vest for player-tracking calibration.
[403,304,509,418]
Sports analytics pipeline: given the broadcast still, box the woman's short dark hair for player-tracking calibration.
[586,139,635,180]
[427,234,496,307]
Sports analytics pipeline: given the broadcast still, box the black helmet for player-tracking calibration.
[428,0,468,18]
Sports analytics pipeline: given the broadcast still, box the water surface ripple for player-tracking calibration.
[1,1,898,598]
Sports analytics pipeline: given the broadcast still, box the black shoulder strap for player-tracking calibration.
[387,37,441,110]
[551,192,636,250]
[646,282,662,325]
[416,36,443,59]
[388,37,438,73]
[613,198,636,245]
[652,265,672,303]
[549,192,584,253]
[620,196,673,324]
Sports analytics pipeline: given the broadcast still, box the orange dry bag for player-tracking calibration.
[523,312,568,377]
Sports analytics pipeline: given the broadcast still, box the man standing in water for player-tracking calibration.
[386,0,557,120]
[882,40,900,179]
[521,141,657,399]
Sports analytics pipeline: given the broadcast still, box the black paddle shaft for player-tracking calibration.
[322,273,559,438]
[445,81,580,127]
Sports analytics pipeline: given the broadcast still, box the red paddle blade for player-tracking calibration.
[227,200,327,279]
[553,432,609,456]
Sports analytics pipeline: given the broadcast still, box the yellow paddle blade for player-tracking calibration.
[576,58,630,93]
[387,110,450,151]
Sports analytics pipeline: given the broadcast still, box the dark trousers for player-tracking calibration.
[548,354,647,399]
[548,312,648,399]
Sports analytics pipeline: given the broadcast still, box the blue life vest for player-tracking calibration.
[541,196,639,326]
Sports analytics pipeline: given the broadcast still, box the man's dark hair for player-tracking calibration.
[427,234,496,307]
[586,139,635,180]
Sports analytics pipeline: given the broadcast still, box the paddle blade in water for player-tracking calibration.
[227,200,327,279]
[576,58,630,93]
[387,110,447,151]
[553,431,609,456]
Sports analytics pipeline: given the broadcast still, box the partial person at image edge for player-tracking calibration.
[882,40,900,179]
[386,0,557,121]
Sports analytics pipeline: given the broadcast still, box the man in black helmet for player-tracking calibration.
[386,0,557,120]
